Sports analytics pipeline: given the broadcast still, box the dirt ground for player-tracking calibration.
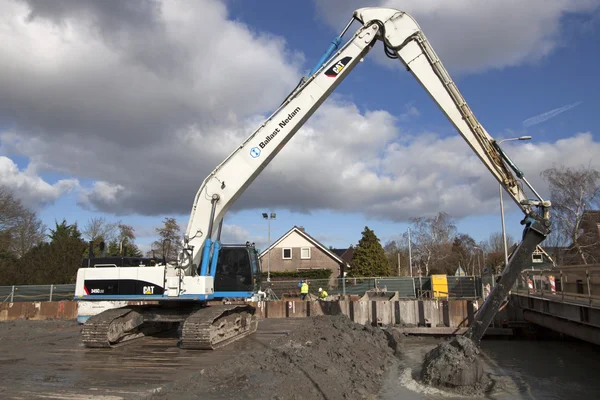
[150,314,399,400]
[0,316,402,400]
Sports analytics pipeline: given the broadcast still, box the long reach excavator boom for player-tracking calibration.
[75,7,551,350]
[181,8,550,276]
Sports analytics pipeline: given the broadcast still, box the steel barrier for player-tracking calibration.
[0,285,75,303]
[1,275,486,303]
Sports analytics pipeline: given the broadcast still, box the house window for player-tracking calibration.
[301,247,311,259]
[532,253,543,263]
[282,248,292,259]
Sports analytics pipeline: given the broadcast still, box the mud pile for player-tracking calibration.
[151,315,397,400]
[420,335,489,395]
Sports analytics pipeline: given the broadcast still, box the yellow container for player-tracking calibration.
[431,274,448,299]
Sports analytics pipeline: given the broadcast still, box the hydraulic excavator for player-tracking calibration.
[74,7,551,349]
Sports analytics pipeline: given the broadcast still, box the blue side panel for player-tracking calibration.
[77,294,210,301]
[214,291,254,299]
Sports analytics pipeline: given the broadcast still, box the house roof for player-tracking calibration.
[259,226,345,265]
[333,246,354,263]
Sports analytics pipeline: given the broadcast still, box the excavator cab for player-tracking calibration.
[214,243,262,295]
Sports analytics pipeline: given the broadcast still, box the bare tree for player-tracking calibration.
[82,217,119,243]
[541,164,600,264]
[10,209,47,258]
[0,186,46,256]
[405,212,457,275]
[480,231,516,274]
[0,186,26,250]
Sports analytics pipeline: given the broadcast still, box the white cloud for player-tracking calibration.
[0,156,78,209]
[522,101,582,127]
[1,0,598,227]
[314,0,599,74]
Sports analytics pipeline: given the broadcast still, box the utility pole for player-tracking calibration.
[408,227,413,277]
[262,212,276,282]
[498,136,531,269]
[397,252,401,276]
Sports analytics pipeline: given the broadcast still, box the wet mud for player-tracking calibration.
[0,315,525,400]
[150,314,397,400]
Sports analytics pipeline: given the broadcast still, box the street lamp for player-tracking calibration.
[497,136,531,269]
[262,212,276,282]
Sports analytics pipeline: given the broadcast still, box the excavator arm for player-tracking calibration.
[182,7,551,283]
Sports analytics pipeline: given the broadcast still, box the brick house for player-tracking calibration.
[258,226,348,284]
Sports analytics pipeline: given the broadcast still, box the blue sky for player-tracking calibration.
[1,0,599,254]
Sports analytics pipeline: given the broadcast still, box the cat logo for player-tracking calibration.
[325,56,352,78]
[143,286,155,295]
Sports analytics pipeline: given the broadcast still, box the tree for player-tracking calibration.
[0,187,46,258]
[18,220,86,284]
[10,209,47,258]
[541,164,600,264]
[150,217,182,262]
[383,239,411,276]
[82,217,120,257]
[349,226,391,277]
[107,224,143,257]
[407,212,457,276]
[448,233,478,275]
[480,231,516,274]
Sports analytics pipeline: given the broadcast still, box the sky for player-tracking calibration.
[1,0,599,254]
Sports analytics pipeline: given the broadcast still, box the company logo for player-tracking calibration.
[257,106,302,150]
[325,56,352,78]
[143,286,155,295]
[250,147,261,158]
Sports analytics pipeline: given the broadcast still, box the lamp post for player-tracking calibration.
[473,246,484,276]
[497,136,531,269]
[262,212,276,282]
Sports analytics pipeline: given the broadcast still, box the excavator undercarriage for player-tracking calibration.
[81,303,258,349]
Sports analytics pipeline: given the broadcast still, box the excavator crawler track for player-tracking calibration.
[81,307,145,348]
[179,304,258,349]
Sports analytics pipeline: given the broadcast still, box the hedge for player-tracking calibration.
[260,269,333,280]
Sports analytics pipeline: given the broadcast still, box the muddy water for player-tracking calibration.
[380,336,600,399]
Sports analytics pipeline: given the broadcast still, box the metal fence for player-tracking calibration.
[1,275,484,303]
[1,285,75,303]
[265,276,483,300]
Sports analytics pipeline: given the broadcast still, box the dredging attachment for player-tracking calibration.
[420,214,550,388]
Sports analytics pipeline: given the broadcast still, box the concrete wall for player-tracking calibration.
[252,299,478,328]
[0,301,78,321]
[1,299,479,330]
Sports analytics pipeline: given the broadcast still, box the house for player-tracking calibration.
[258,226,347,284]
[331,246,354,276]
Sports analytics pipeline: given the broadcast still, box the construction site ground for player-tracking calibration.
[0,315,479,400]
[0,316,544,400]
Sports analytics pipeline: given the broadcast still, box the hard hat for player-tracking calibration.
[319,288,323,292]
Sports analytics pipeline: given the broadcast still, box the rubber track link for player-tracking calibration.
[81,307,144,348]
[179,304,258,350]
